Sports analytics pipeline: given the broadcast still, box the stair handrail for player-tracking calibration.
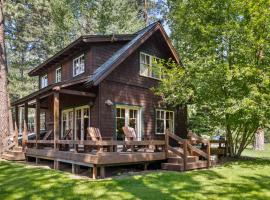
[187,131,208,145]
[165,130,188,170]
[165,130,211,170]
[3,123,18,152]
[187,131,211,168]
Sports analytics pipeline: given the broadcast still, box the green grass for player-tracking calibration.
[242,143,270,158]
[0,145,270,200]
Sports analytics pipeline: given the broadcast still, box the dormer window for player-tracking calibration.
[40,74,48,88]
[55,67,61,83]
[73,54,85,77]
[140,52,161,79]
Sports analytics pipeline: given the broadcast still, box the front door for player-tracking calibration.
[75,106,90,140]
[115,105,141,140]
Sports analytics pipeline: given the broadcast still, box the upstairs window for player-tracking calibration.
[73,54,85,77]
[140,52,162,79]
[40,74,48,88]
[156,109,174,134]
[55,67,61,83]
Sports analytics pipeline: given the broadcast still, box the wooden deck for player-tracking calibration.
[3,127,215,179]
[24,139,166,179]
[26,148,166,166]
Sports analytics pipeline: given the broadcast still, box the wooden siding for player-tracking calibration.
[38,42,126,88]
[98,31,187,138]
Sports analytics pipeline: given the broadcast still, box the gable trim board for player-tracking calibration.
[86,21,180,87]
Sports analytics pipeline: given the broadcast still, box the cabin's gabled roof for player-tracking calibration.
[29,34,134,76]
[87,21,180,86]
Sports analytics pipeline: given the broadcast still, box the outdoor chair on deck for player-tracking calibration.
[59,129,73,151]
[87,127,115,152]
[122,126,150,152]
[42,130,53,140]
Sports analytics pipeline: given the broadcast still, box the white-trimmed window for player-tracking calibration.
[115,105,142,140]
[40,74,48,88]
[73,54,85,77]
[140,52,161,79]
[55,67,61,83]
[156,109,174,134]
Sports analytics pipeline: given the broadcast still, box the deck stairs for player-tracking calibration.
[2,146,25,161]
[162,131,211,172]
[162,148,208,171]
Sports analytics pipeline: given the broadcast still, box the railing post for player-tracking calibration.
[35,98,40,149]
[22,120,28,151]
[53,92,60,150]
[14,121,19,147]
[165,129,169,158]
[183,139,188,171]
[207,141,211,168]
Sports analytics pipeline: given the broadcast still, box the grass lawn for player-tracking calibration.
[0,145,270,200]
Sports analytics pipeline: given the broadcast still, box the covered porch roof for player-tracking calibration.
[12,76,96,107]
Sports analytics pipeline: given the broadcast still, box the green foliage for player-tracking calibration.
[156,0,270,156]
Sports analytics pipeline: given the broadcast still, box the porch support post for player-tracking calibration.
[53,92,60,150]
[92,165,97,179]
[15,106,19,131]
[100,166,105,179]
[35,98,40,148]
[54,160,59,170]
[14,106,19,147]
[24,102,28,127]
[22,102,28,150]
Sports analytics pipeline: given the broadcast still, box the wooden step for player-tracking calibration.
[13,146,23,151]
[162,161,209,171]
[161,163,184,171]
[186,161,208,170]
[2,150,25,161]
[167,156,198,164]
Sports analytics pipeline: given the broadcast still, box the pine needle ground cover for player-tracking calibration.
[0,145,270,200]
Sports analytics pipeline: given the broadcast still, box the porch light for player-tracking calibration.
[105,99,113,106]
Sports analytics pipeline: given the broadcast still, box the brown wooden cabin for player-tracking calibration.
[10,22,211,178]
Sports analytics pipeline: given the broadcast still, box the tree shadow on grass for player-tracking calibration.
[1,158,270,200]
[222,156,270,169]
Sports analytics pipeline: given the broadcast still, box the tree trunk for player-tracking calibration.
[0,0,9,155]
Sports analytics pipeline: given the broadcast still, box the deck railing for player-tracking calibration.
[26,139,165,153]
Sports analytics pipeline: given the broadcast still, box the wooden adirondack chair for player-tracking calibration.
[122,126,148,152]
[87,127,102,141]
[122,126,137,141]
[87,127,115,152]
[42,130,53,140]
[59,129,73,151]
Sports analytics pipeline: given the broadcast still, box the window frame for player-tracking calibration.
[55,67,62,83]
[155,109,175,135]
[40,74,48,89]
[72,54,85,77]
[139,52,162,80]
[115,105,142,140]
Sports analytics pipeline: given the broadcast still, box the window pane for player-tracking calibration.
[157,119,164,134]
[116,118,125,140]
[160,110,164,119]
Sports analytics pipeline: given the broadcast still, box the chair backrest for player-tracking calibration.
[61,129,72,140]
[87,127,102,141]
[122,126,137,141]
[43,130,52,140]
